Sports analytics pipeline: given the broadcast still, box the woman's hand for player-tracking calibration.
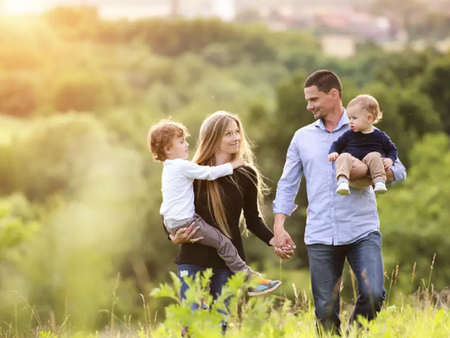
[169,222,204,244]
[273,247,294,259]
[269,237,294,260]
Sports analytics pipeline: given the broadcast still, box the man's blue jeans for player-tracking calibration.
[306,231,386,334]
[177,264,233,333]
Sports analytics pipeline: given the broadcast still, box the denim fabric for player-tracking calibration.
[306,231,386,334]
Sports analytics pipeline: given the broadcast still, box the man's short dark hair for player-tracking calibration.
[304,70,343,98]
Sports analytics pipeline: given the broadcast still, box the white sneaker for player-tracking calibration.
[336,180,350,195]
[374,181,387,195]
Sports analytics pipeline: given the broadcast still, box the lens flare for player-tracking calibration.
[3,0,34,15]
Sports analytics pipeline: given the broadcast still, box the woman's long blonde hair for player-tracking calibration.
[192,111,269,238]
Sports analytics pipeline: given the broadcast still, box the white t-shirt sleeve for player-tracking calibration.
[179,161,233,180]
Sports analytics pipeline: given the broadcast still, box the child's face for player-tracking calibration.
[166,136,189,160]
[347,105,373,133]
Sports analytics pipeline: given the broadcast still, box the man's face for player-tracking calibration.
[304,85,336,120]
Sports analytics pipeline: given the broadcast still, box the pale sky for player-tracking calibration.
[1,0,171,15]
[1,0,236,21]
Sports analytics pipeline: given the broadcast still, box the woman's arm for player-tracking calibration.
[241,168,274,245]
[242,168,294,259]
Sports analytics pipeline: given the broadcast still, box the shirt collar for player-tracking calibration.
[315,109,349,132]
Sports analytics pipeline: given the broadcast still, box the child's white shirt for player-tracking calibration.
[160,159,233,221]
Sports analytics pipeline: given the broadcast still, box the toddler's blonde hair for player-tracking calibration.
[347,94,383,124]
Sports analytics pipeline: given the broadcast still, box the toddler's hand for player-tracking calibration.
[328,152,339,162]
[231,156,245,169]
[382,158,393,170]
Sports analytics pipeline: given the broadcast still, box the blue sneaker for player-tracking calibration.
[247,275,282,297]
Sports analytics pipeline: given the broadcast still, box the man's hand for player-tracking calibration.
[382,158,393,171]
[272,213,296,260]
[328,152,339,162]
[273,228,296,249]
[273,214,296,248]
[169,222,203,244]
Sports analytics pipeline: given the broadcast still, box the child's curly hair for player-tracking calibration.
[147,120,189,161]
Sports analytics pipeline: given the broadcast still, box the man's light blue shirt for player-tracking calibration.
[273,112,407,246]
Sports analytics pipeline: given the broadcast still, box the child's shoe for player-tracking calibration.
[336,180,350,195]
[374,181,387,195]
[247,273,282,297]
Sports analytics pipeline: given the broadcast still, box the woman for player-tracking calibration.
[168,111,292,332]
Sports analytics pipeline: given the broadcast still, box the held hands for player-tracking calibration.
[328,152,339,162]
[169,222,203,244]
[382,158,394,170]
[270,229,296,260]
[231,156,245,169]
[273,245,295,260]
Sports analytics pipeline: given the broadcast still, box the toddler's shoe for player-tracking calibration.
[247,273,282,297]
[336,180,350,195]
[374,181,387,195]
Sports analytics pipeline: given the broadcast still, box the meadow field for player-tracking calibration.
[1,6,450,338]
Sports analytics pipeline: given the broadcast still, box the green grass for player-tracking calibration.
[8,296,449,338]
[2,270,448,338]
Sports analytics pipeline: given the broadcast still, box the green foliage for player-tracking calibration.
[151,270,304,337]
[379,134,450,290]
[420,57,450,134]
[52,72,113,113]
[1,12,450,335]
[0,196,39,261]
[150,273,450,338]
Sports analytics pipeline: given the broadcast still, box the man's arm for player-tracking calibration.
[387,158,407,185]
[381,131,398,163]
[273,133,303,249]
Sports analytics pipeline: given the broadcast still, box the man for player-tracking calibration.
[272,70,407,334]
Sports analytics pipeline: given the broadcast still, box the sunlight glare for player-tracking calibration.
[4,0,34,15]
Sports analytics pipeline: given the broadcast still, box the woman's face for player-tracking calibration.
[218,120,241,155]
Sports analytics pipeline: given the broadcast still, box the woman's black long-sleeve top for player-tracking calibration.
[172,166,274,270]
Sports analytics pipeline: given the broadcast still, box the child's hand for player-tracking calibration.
[231,156,245,169]
[382,158,394,170]
[328,152,339,162]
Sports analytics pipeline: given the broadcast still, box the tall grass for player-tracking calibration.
[1,260,449,338]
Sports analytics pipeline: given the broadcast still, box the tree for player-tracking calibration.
[420,57,450,136]
[378,133,450,291]
[52,72,112,113]
[0,195,39,262]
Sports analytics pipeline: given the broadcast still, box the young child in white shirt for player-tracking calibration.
[148,119,281,297]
